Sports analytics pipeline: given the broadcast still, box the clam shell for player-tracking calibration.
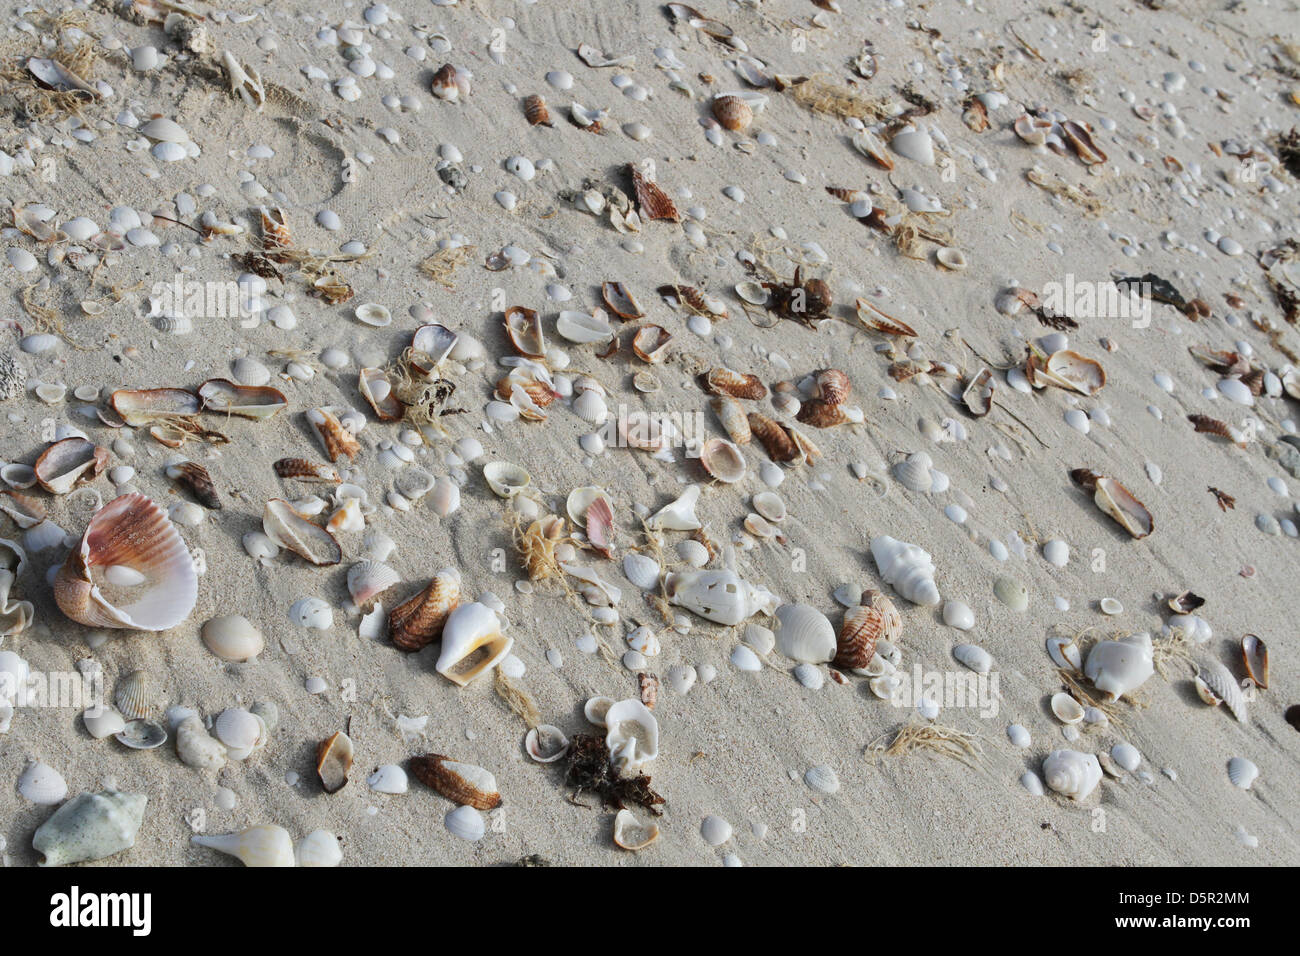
[197,380,287,419]
[796,399,863,428]
[622,552,661,591]
[704,366,766,399]
[700,438,746,483]
[18,762,69,804]
[613,809,660,851]
[524,724,571,763]
[389,568,461,651]
[201,614,264,662]
[893,452,934,493]
[444,806,485,842]
[1226,756,1258,790]
[1042,350,1106,395]
[1197,660,1248,722]
[712,94,753,131]
[751,491,786,522]
[483,461,531,498]
[347,560,400,610]
[773,603,836,663]
[409,754,502,809]
[263,499,342,566]
[993,575,1029,612]
[114,670,155,721]
[111,387,200,425]
[627,161,680,222]
[1050,692,1085,724]
[1240,634,1268,689]
[54,493,198,631]
[35,438,108,495]
[115,719,168,750]
[354,303,391,327]
[316,731,354,793]
[409,324,461,376]
[854,298,916,337]
[835,605,883,670]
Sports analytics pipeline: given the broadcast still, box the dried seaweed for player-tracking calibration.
[420,244,474,287]
[564,733,665,815]
[1208,486,1236,511]
[777,73,893,122]
[493,669,541,728]
[866,721,983,766]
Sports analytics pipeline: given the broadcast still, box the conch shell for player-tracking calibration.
[54,493,198,631]
[664,568,779,626]
[435,602,513,686]
[1083,632,1154,701]
[870,535,940,606]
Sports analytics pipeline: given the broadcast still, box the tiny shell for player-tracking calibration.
[953,643,993,674]
[316,731,354,793]
[524,724,570,762]
[613,808,660,850]
[1226,756,1258,790]
[1051,692,1085,724]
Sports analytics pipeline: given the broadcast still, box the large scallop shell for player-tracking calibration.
[389,568,461,651]
[409,754,502,810]
[262,499,342,566]
[54,493,198,631]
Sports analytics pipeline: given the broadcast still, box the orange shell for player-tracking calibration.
[712,94,752,131]
[409,754,502,810]
[747,412,797,462]
[704,367,766,400]
[389,569,461,651]
[835,605,884,670]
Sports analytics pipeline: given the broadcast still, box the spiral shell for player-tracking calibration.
[522,93,552,126]
[1042,749,1102,800]
[870,535,940,606]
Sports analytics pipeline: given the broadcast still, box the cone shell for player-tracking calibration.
[523,93,552,126]
[409,754,502,810]
[712,94,753,131]
[262,499,342,565]
[54,493,198,631]
[627,162,680,222]
[748,412,797,462]
[836,605,884,670]
[705,367,767,400]
[35,438,108,495]
[389,568,461,651]
[306,407,360,462]
[316,731,353,794]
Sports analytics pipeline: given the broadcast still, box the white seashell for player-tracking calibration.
[647,484,701,531]
[524,724,571,762]
[1083,632,1154,700]
[445,805,486,842]
[772,603,836,663]
[1099,597,1123,615]
[347,560,400,609]
[436,602,512,686]
[751,491,786,522]
[354,302,392,327]
[612,808,660,850]
[19,761,68,804]
[700,814,732,847]
[1196,661,1248,722]
[993,575,1029,612]
[175,715,228,771]
[290,597,333,630]
[1111,743,1141,772]
[1043,539,1069,568]
[584,695,616,727]
[115,719,167,750]
[33,790,147,866]
[1168,613,1211,643]
[215,708,265,753]
[294,829,343,867]
[622,552,661,590]
[1050,692,1085,724]
[1226,756,1258,790]
[482,461,531,498]
[430,476,461,517]
[870,535,940,606]
[1046,636,1082,671]
[192,825,295,867]
[1042,749,1102,800]
[664,568,779,625]
[556,309,613,345]
[953,643,993,674]
[201,615,265,661]
[605,699,658,776]
[367,764,409,794]
[1020,772,1045,796]
[893,452,934,493]
[942,600,974,630]
[573,388,609,424]
[1007,724,1031,748]
[83,706,126,740]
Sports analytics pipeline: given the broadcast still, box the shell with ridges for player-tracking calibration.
[409,754,502,809]
[389,567,461,651]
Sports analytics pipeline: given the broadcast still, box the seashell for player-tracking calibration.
[647,484,702,531]
[851,128,894,169]
[431,476,460,517]
[962,369,994,417]
[525,724,571,762]
[116,718,169,750]
[664,568,779,625]
[605,699,659,775]
[1042,750,1102,800]
[627,161,680,221]
[431,63,466,101]
[0,490,46,529]
[893,452,934,493]
[870,535,940,606]
[444,805,485,842]
[1240,634,1268,689]
[993,576,1029,612]
[389,568,461,651]
[326,497,364,535]
[622,553,661,592]
[556,309,615,347]
[111,387,200,425]
[1,463,38,489]
[165,460,221,510]
[796,399,863,428]
[1084,632,1154,701]
[705,366,766,399]
[19,762,69,805]
[748,412,797,462]
[1197,661,1248,722]
[316,731,354,793]
[951,642,992,674]
[1091,476,1153,539]
[613,808,660,851]
[814,369,851,405]
[1061,120,1107,164]
[572,387,608,424]
[35,438,108,495]
[259,206,292,257]
[1226,756,1258,790]
[194,379,287,420]
[632,325,672,364]
[836,604,884,669]
[854,298,916,337]
[290,597,332,629]
[409,754,502,809]
[773,603,836,663]
[175,715,228,771]
[114,670,155,721]
[436,602,513,686]
[936,247,968,271]
[712,94,753,131]
[367,764,409,794]
[192,825,295,867]
[262,499,342,566]
[358,367,405,421]
[483,461,531,498]
[585,495,616,556]
[347,560,400,610]
[55,493,198,630]
[215,708,266,755]
[601,281,644,319]
[523,93,552,126]
[1051,692,1085,724]
[503,305,546,358]
[274,458,340,483]
[296,830,343,867]
[1013,112,1053,145]
[700,438,747,483]
[0,568,33,638]
[306,408,360,462]
[33,790,147,867]
[408,324,461,377]
[1041,350,1106,395]
[1099,597,1123,615]
[27,57,97,99]
[706,397,749,446]
[83,706,125,740]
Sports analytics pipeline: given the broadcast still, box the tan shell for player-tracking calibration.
[613,808,660,851]
[522,93,552,126]
[862,589,903,643]
[316,731,354,794]
[409,754,502,810]
[710,396,751,444]
[814,369,851,405]
[712,94,752,131]
[748,412,797,462]
[259,206,292,258]
[273,458,340,483]
[628,162,680,222]
[431,63,464,101]
[1092,476,1153,539]
[306,408,360,462]
[35,438,108,495]
[503,306,546,358]
[0,489,47,529]
[835,604,885,670]
[358,367,405,421]
[389,568,461,651]
[1241,634,1269,690]
[699,438,747,483]
[601,281,645,319]
[704,366,766,400]
[632,325,672,363]
[854,298,916,337]
[262,499,342,565]
[1062,120,1107,164]
[111,387,200,425]
[1041,350,1105,395]
[962,368,995,417]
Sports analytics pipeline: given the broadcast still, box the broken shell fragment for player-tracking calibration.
[262,499,342,566]
[854,299,916,337]
[197,380,287,419]
[316,731,354,794]
[358,368,405,421]
[632,325,672,364]
[166,460,221,509]
[613,808,660,851]
[601,281,644,319]
[409,754,502,810]
[35,438,108,495]
[962,368,994,417]
[525,724,571,763]
[704,367,766,399]
[306,408,360,462]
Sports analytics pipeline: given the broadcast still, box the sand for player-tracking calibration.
[0,0,1298,867]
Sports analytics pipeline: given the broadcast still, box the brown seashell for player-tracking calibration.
[306,408,360,462]
[1241,634,1269,690]
[712,94,752,131]
[961,96,989,132]
[262,499,343,565]
[632,325,672,363]
[0,489,46,529]
[35,438,109,495]
[835,605,884,670]
[316,731,353,794]
[523,93,552,126]
[704,366,766,400]
[748,412,797,462]
[259,206,292,260]
[825,186,865,202]
[111,387,201,426]
[658,283,725,317]
[1240,368,1265,397]
[496,371,557,409]
[962,368,995,417]
[627,162,680,222]
[601,281,645,319]
[389,568,461,651]
[273,458,340,483]
[1092,476,1153,539]
[1061,120,1107,165]
[1069,467,1103,491]
[814,369,851,405]
[431,63,465,101]
[409,754,502,810]
[787,426,822,465]
[887,359,939,383]
[1188,413,1245,448]
[358,367,406,421]
[54,492,198,631]
[854,298,916,337]
[1167,590,1205,614]
[710,396,751,444]
[862,589,903,643]
[639,672,659,710]
[796,398,861,428]
[504,305,546,358]
[165,460,221,510]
